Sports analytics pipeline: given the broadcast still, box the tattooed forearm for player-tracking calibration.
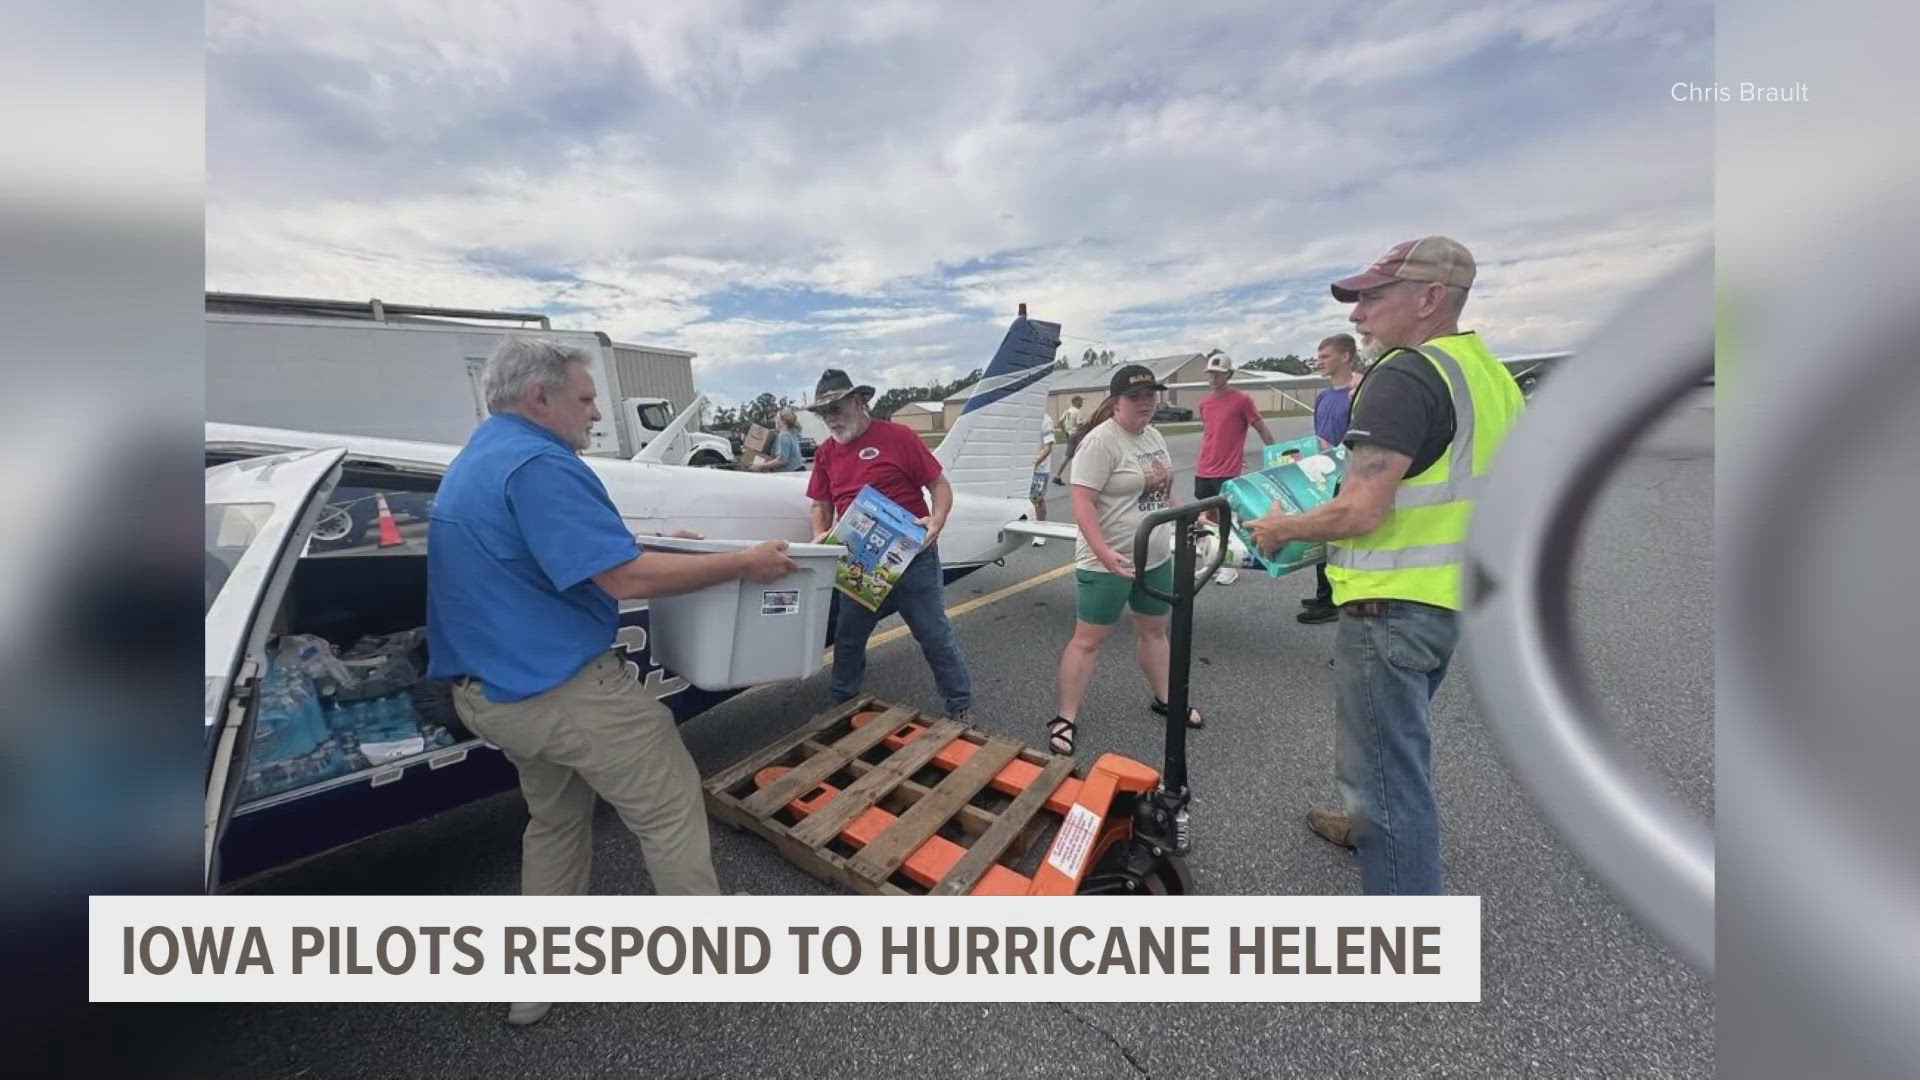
[1346,443,1397,481]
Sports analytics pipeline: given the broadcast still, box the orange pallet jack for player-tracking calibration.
[703,498,1229,895]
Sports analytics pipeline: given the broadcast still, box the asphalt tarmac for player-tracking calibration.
[185,393,1715,1078]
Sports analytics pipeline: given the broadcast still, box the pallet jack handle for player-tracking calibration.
[1133,496,1230,803]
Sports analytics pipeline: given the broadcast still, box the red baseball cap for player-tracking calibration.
[1331,236,1476,303]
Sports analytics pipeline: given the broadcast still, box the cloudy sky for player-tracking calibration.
[207,0,1712,406]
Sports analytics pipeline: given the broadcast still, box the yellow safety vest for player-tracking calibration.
[1327,332,1523,610]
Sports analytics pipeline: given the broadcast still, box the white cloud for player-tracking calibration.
[206,0,1711,400]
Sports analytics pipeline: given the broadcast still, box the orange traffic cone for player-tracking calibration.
[374,492,404,547]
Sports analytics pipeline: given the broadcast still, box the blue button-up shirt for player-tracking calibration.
[426,413,641,702]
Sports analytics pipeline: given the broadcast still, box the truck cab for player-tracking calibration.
[617,395,735,468]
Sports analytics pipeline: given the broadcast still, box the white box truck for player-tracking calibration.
[205,292,735,466]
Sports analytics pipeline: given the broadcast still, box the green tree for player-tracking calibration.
[708,394,797,434]
[872,368,983,419]
[739,392,787,428]
[1245,353,1313,376]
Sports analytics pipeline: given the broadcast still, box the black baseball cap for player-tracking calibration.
[1109,364,1166,397]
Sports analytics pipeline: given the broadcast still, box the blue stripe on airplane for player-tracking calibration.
[958,319,1056,417]
[961,363,1053,416]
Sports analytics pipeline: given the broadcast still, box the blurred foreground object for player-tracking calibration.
[1470,205,1920,1075]
[1463,250,1715,972]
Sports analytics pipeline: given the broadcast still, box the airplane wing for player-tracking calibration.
[1001,519,1079,541]
[1165,352,1575,393]
[1505,351,1574,371]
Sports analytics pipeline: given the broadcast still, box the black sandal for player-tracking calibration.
[1150,698,1204,729]
[1046,716,1077,755]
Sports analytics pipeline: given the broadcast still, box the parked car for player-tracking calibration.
[1153,404,1194,423]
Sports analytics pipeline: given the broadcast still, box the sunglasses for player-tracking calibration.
[815,399,855,419]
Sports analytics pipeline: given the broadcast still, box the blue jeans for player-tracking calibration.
[829,542,972,715]
[1333,600,1459,894]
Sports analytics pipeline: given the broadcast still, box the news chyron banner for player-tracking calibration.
[93,896,1479,1003]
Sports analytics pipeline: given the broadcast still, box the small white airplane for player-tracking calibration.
[203,310,1069,887]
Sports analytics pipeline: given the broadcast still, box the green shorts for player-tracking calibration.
[1075,561,1174,625]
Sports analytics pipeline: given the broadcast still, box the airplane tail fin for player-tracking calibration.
[934,308,1061,499]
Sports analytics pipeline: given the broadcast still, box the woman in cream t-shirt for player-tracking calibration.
[1046,365,1202,756]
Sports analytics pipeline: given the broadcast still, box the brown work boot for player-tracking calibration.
[1306,807,1355,849]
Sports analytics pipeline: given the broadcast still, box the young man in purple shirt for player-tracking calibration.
[1298,333,1361,623]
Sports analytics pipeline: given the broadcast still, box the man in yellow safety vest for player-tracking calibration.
[1250,236,1523,894]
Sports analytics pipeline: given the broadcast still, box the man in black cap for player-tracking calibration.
[804,369,972,719]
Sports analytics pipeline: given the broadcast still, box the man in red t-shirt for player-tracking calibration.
[1193,350,1275,584]
[804,368,972,718]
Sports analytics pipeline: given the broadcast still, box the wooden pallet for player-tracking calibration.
[704,696,1084,896]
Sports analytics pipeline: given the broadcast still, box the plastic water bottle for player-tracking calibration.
[382,693,412,741]
[358,693,407,743]
[299,679,329,751]
[252,650,325,766]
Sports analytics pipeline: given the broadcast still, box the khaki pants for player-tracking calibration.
[452,652,719,896]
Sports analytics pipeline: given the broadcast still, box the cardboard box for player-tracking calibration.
[743,424,774,456]
[826,485,927,612]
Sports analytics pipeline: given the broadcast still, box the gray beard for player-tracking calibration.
[1357,339,1388,368]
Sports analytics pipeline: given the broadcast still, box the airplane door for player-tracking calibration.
[203,446,345,890]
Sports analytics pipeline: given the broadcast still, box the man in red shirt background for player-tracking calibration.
[805,368,972,719]
[1193,350,1275,584]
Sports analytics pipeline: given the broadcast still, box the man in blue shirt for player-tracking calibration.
[1299,333,1361,623]
[428,337,795,1026]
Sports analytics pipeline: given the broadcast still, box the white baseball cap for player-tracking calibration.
[1204,351,1233,374]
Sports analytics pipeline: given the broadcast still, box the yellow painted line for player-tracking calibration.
[863,561,1078,651]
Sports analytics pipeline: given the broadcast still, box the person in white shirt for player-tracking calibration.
[1028,415,1055,545]
[1045,367,1201,756]
[1051,395,1086,485]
